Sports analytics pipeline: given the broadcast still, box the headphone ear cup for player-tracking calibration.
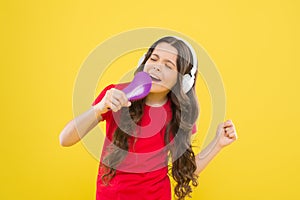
[182,74,193,93]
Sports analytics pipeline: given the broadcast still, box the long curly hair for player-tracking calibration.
[101,36,199,200]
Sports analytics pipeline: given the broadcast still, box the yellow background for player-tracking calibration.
[1,0,299,199]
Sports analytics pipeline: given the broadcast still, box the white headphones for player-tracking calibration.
[136,35,198,93]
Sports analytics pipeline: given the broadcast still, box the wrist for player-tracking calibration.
[215,143,223,152]
[213,136,224,151]
[92,102,105,119]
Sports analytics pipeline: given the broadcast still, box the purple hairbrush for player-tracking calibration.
[122,72,152,101]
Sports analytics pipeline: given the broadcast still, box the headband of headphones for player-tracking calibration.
[137,35,198,93]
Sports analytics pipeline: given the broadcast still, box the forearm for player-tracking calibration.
[194,138,222,175]
[59,106,103,147]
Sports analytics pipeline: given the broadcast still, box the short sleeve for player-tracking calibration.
[91,84,115,121]
[192,123,197,135]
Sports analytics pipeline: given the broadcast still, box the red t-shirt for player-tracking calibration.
[91,83,197,200]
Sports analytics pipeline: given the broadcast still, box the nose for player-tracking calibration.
[153,65,161,71]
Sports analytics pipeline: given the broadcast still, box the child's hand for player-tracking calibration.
[215,120,238,149]
[96,88,132,113]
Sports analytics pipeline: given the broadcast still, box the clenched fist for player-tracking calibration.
[215,120,238,149]
[95,88,132,114]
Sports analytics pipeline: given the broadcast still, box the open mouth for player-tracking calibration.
[150,75,161,82]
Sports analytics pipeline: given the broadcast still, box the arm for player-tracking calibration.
[194,137,221,175]
[59,105,103,147]
[59,88,131,147]
[194,120,238,175]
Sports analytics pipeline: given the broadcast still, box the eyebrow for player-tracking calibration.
[151,53,176,67]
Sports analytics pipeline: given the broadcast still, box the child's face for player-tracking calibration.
[143,42,178,94]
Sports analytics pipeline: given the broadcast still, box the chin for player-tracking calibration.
[150,84,170,93]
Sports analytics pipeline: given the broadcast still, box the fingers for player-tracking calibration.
[225,127,234,134]
[230,132,237,140]
[223,119,238,139]
[105,88,131,112]
[109,98,122,111]
[223,119,234,128]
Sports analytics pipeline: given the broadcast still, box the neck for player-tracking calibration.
[145,92,168,107]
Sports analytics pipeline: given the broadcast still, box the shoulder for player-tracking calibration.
[102,82,130,92]
[91,82,130,106]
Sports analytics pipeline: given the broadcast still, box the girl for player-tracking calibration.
[59,36,237,200]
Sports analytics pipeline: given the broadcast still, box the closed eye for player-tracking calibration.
[165,65,172,69]
[150,57,175,70]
